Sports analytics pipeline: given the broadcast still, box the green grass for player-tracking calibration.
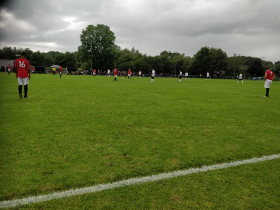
[0,73,280,209]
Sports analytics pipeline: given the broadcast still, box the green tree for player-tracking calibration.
[274,61,280,75]
[190,47,212,75]
[0,46,14,59]
[190,47,228,76]
[64,52,77,68]
[55,53,66,67]
[210,48,228,76]
[158,51,173,75]
[31,51,44,66]
[79,24,116,70]
[117,48,132,71]
[42,54,55,67]
[247,58,265,77]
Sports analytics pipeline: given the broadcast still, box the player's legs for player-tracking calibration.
[18,77,23,98]
[24,85,28,97]
[264,80,272,97]
[18,85,23,98]
[265,88,269,97]
[23,78,29,98]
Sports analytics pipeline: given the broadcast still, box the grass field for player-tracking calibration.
[0,73,280,209]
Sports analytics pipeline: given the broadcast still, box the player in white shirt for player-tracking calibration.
[107,69,111,77]
[139,71,141,78]
[206,71,210,81]
[151,69,155,83]
[178,71,182,82]
[185,72,189,80]
[237,73,243,83]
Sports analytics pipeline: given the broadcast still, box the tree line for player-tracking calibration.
[1,24,279,77]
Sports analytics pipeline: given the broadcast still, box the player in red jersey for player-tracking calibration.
[59,66,62,78]
[7,64,11,75]
[113,68,118,81]
[14,52,31,99]
[264,67,276,97]
[128,69,131,79]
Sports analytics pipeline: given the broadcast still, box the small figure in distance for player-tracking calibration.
[128,68,132,79]
[59,66,62,78]
[114,68,118,81]
[151,68,155,83]
[178,70,182,82]
[206,71,210,81]
[237,73,243,83]
[185,71,189,80]
[264,67,276,97]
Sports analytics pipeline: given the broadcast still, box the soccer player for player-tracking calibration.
[139,70,141,78]
[178,70,182,82]
[128,68,132,79]
[185,71,189,80]
[7,64,11,75]
[264,67,276,97]
[113,68,118,81]
[93,69,96,76]
[151,68,155,83]
[237,73,243,83]
[59,66,62,78]
[107,69,111,77]
[14,52,31,99]
[206,71,210,81]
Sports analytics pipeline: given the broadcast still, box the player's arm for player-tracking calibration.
[28,67,31,79]
[264,73,267,80]
[27,62,31,79]
[272,74,276,81]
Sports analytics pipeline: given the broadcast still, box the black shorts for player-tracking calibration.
[179,76,182,79]
[151,76,154,79]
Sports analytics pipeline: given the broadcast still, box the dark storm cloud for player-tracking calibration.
[0,0,279,62]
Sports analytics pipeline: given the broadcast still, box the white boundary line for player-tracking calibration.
[1,154,279,209]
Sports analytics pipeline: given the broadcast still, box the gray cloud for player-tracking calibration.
[0,0,279,62]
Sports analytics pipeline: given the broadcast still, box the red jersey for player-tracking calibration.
[114,68,118,76]
[15,58,30,78]
[128,69,131,74]
[265,70,275,80]
[59,66,62,72]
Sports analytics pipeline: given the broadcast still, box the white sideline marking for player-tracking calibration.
[1,154,279,209]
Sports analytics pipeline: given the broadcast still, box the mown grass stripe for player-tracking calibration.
[1,154,279,209]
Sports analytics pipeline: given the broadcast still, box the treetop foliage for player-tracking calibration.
[0,24,279,76]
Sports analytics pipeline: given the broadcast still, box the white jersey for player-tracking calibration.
[185,72,188,76]
[239,74,243,79]
[151,70,155,77]
[179,71,182,76]
[207,73,210,77]
[108,69,111,74]
[139,71,141,76]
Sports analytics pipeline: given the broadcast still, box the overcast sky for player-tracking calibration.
[0,0,279,62]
